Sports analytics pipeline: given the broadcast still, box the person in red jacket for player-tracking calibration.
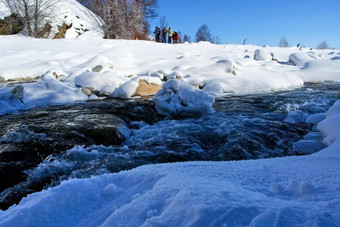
[172,31,180,44]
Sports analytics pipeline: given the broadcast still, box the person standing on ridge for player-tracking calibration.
[167,27,173,44]
[162,27,167,43]
[154,26,161,42]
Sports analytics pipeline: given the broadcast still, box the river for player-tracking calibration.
[0,82,339,210]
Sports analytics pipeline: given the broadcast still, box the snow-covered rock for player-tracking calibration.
[254,48,272,60]
[74,71,125,94]
[153,79,215,116]
[289,51,314,66]
[111,76,162,98]
[10,85,24,101]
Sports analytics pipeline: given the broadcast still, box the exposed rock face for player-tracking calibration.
[10,85,24,101]
[133,80,162,97]
[0,77,6,83]
[53,23,73,39]
[0,14,24,35]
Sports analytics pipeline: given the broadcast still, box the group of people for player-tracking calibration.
[154,26,180,44]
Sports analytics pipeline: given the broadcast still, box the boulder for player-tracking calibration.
[81,87,92,96]
[289,52,314,66]
[92,65,104,72]
[133,80,162,97]
[0,77,6,83]
[10,85,24,102]
[254,49,272,61]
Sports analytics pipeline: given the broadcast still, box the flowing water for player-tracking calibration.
[0,82,339,210]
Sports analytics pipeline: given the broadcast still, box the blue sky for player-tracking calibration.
[152,0,340,48]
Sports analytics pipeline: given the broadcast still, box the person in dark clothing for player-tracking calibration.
[153,26,161,42]
[161,27,167,43]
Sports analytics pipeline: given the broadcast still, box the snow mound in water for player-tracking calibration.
[153,79,215,116]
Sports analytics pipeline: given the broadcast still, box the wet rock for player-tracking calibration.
[0,99,163,210]
[133,80,162,97]
[92,65,103,72]
[10,85,24,102]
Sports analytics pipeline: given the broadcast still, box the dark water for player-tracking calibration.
[0,82,339,210]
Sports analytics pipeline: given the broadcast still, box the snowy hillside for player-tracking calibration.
[0,0,105,38]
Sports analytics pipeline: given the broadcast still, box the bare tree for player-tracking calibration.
[158,15,168,30]
[4,0,59,37]
[81,0,157,39]
[279,37,289,47]
[317,41,330,49]
[183,34,191,43]
[195,24,214,43]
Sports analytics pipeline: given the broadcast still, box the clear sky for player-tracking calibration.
[151,0,340,48]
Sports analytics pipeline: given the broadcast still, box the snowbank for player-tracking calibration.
[153,80,215,116]
[0,36,340,115]
[298,59,340,82]
[0,72,87,115]
[289,51,314,66]
[1,99,339,226]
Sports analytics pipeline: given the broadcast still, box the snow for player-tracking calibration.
[0,34,340,226]
[0,1,11,20]
[289,51,314,66]
[153,79,215,116]
[0,36,340,115]
[298,59,340,82]
[1,98,340,225]
[254,48,272,61]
